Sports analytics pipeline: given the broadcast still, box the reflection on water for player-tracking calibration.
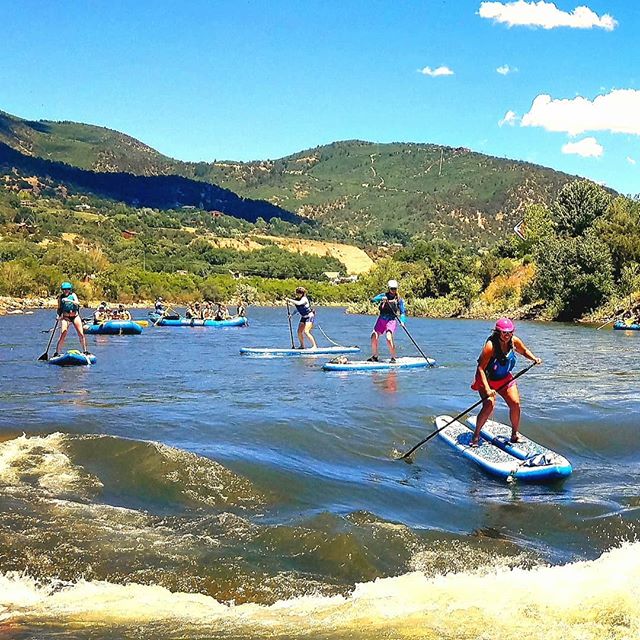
[372,370,399,394]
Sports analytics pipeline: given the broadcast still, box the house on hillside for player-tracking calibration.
[323,272,359,284]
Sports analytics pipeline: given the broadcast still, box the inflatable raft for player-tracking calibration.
[613,321,640,331]
[84,320,143,335]
[149,313,248,328]
[48,350,96,367]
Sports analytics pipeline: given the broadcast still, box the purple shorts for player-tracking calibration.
[373,317,397,335]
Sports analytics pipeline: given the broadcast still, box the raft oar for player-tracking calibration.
[38,317,60,361]
[397,362,537,463]
[392,310,434,366]
[596,317,615,330]
[153,303,178,326]
[286,302,295,349]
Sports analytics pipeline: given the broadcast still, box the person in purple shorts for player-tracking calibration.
[368,279,406,363]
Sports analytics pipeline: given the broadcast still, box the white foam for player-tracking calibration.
[2,543,640,638]
[0,433,102,498]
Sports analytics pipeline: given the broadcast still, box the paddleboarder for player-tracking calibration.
[54,282,90,357]
[286,287,317,349]
[469,317,541,447]
[368,279,406,363]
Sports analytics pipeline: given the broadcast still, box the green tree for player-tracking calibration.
[519,203,555,254]
[593,196,640,276]
[532,233,614,319]
[553,180,611,237]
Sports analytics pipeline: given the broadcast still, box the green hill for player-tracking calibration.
[0,109,588,245]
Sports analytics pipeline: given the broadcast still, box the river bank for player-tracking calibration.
[3,292,635,324]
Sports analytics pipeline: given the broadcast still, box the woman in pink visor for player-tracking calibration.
[469,317,542,447]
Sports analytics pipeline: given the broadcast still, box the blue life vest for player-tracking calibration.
[294,297,313,319]
[59,293,79,315]
[484,333,516,381]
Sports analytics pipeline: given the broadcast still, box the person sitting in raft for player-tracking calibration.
[368,279,405,363]
[154,297,165,315]
[469,317,542,447]
[236,299,247,317]
[54,281,90,357]
[214,303,229,321]
[621,304,640,326]
[286,287,317,349]
[117,304,131,320]
[93,301,109,324]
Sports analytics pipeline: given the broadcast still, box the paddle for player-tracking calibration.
[153,303,178,326]
[389,307,434,366]
[38,317,60,361]
[397,361,537,462]
[286,302,295,349]
[596,317,615,331]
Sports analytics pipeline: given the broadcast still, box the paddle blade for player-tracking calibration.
[392,447,416,463]
[37,352,49,361]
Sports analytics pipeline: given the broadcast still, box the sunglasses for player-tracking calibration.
[499,330,513,336]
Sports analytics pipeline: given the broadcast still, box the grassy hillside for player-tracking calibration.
[0,110,177,176]
[0,110,587,245]
[197,141,579,244]
[0,164,354,305]
[0,142,301,225]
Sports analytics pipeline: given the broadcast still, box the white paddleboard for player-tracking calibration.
[322,356,435,372]
[240,346,360,357]
[436,415,572,482]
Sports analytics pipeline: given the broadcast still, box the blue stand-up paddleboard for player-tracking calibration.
[322,356,435,372]
[613,321,640,331]
[149,313,248,328]
[84,320,143,335]
[436,415,572,482]
[240,346,360,357]
[47,350,96,367]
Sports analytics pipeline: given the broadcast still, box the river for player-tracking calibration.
[1,307,639,639]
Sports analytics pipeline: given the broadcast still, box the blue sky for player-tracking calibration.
[1,1,638,194]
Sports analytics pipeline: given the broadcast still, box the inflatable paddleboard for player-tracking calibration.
[149,313,248,328]
[240,346,360,357]
[322,356,435,372]
[47,350,96,367]
[613,321,640,331]
[436,415,571,482]
[84,320,143,335]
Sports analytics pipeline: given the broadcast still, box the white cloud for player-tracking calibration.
[561,137,603,157]
[627,157,637,165]
[497,64,517,75]
[499,110,519,126]
[478,1,617,31]
[521,89,640,136]
[418,66,454,77]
